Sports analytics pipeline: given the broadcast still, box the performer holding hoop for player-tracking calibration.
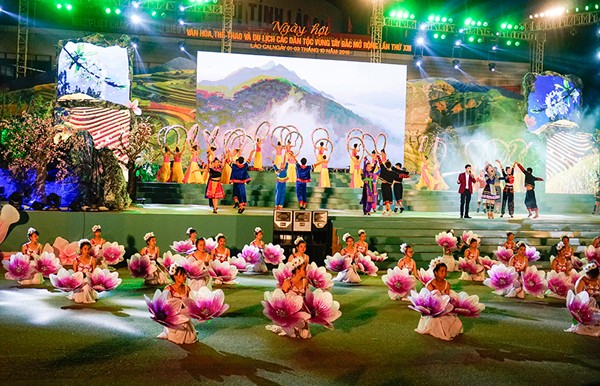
[158,146,173,182]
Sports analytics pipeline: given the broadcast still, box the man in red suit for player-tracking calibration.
[457,164,475,218]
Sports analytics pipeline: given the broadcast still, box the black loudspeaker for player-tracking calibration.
[31,201,44,210]
[69,199,82,212]
[8,192,23,209]
[273,210,293,231]
[46,193,61,209]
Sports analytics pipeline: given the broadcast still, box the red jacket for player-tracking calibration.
[457,172,475,193]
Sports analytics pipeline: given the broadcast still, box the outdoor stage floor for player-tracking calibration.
[1,270,599,385]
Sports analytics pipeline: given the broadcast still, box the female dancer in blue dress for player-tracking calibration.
[268,154,288,210]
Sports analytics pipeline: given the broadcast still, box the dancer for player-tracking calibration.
[356,229,369,256]
[274,141,284,168]
[191,238,212,264]
[432,158,449,191]
[254,138,263,170]
[426,259,451,295]
[516,162,544,218]
[186,228,197,245]
[157,266,198,344]
[211,233,230,263]
[594,183,600,214]
[481,163,500,219]
[561,235,575,261]
[250,227,265,251]
[316,155,331,188]
[282,237,310,295]
[397,244,420,281]
[360,158,379,215]
[379,160,398,216]
[457,164,475,218]
[504,232,516,251]
[415,154,435,190]
[141,232,168,286]
[507,242,529,299]
[392,163,410,213]
[333,233,361,283]
[551,242,573,274]
[171,146,185,184]
[286,143,297,184]
[475,168,485,213]
[220,149,233,185]
[71,239,98,303]
[183,145,202,184]
[90,225,106,249]
[349,143,364,189]
[293,156,312,210]
[230,150,255,214]
[158,146,173,182]
[205,157,225,214]
[314,141,328,173]
[497,160,516,217]
[461,237,485,282]
[269,155,288,210]
[575,262,600,301]
[20,227,44,285]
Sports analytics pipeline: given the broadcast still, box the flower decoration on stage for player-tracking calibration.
[184,286,229,322]
[304,288,342,329]
[204,237,218,253]
[101,242,125,265]
[325,253,352,273]
[556,241,565,251]
[34,252,62,277]
[572,256,589,271]
[307,262,334,291]
[52,237,79,266]
[126,99,142,116]
[461,231,478,244]
[368,251,388,262]
[480,255,497,271]
[400,243,408,254]
[418,268,434,286]
[262,289,311,335]
[449,291,485,318]
[525,246,541,263]
[458,258,479,275]
[143,232,155,242]
[435,231,458,250]
[569,268,582,286]
[3,253,35,281]
[92,225,101,233]
[49,268,85,292]
[238,245,262,265]
[208,260,238,285]
[356,254,378,276]
[408,288,453,317]
[89,268,122,292]
[522,266,547,298]
[546,271,573,298]
[493,246,514,265]
[585,245,600,263]
[145,289,190,328]
[566,290,600,325]
[483,263,519,295]
[382,267,416,300]
[127,253,157,279]
[262,243,285,265]
[180,257,209,280]
[158,251,185,271]
[342,233,352,243]
[170,240,196,255]
[229,256,248,271]
[272,263,293,288]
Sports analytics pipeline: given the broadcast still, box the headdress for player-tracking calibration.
[78,238,91,249]
[583,262,598,274]
[358,229,366,236]
[27,227,37,236]
[400,243,408,254]
[294,236,305,246]
[342,233,352,243]
[289,256,305,270]
[556,241,565,251]
[186,227,196,235]
[215,233,225,240]
[92,225,101,232]
[143,232,155,242]
[255,227,262,234]
[429,257,445,270]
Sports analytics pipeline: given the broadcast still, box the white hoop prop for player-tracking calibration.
[157,125,186,148]
[375,132,387,153]
[311,127,330,146]
[315,138,334,160]
[361,132,377,157]
[346,135,365,157]
[270,125,288,148]
[347,128,364,140]
[203,126,220,148]
[254,121,271,141]
[224,128,247,150]
[284,129,304,154]
[186,123,201,146]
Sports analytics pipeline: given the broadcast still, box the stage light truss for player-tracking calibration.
[525,11,600,31]
[16,0,30,78]
[36,0,223,15]
[370,0,384,63]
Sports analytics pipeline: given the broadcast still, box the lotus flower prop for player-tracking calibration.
[522,266,547,298]
[356,254,378,276]
[571,256,588,271]
[263,243,285,265]
[101,242,125,265]
[546,271,573,298]
[449,291,485,317]
[461,231,477,244]
[144,289,190,328]
[238,245,262,265]
[208,260,238,284]
[262,289,310,334]
[304,289,342,329]
[128,253,157,279]
[408,287,453,317]
[204,238,217,253]
[418,268,434,286]
[382,267,416,300]
[185,286,229,322]
[435,231,458,250]
[484,264,519,295]
[481,255,497,271]
[49,268,85,292]
[3,253,35,281]
[569,269,582,286]
[180,257,208,280]
[170,240,196,255]
[458,258,479,275]
[525,246,540,263]
[306,263,333,291]
[493,246,514,265]
[229,256,248,271]
[158,251,185,270]
[34,252,62,277]
[273,263,293,288]
[566,290,600,325]
[89,268,122,292]
[52,237,79,266]
[325,253,352,273]
[585,245,600,263]
[368,251,389,262]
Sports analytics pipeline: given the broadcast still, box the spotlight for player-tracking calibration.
[179,4,185,12]
[131,37,140,49]
[596,51,600,60]
[178,41,186,51]
[132,1,139,8]
[488,62,496,72]
[454,39,461,46]
[419,23,427,30]
[0,6,3,12]
[65,3,72,11]
[115,8,121,15]
[178,18,185,25]
[131,14,141,23]
[452,59,460,69]
[416,37,425,45]
[413,55,423,67]
[492,45,498,51]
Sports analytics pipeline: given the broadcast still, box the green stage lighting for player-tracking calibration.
[66,3,72,11]
[464,17,472,25]
[476,21,481,26]
[433,33,439,39]
[506,40,512,46]
[441,34,446,39]
[483,22,488,27]
[477,37,483,43]
[585,5,589,11]
[434,16,440,22]
[515,41,521,46]
[115,8,121,15]
[501,22,507,29]
[56,3,62,9]
[151,10,157,17]
[507,24,513,29]
[468,36,475,42]
[428,15,434,21]
[441,17,447,22]
[105,7,111,14]
[410,14,415,19]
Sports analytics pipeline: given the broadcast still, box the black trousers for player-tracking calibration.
[501,190,514,215]
[460,191,472,217]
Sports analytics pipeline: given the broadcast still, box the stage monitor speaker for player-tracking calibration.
[293,210,312,232]
[273,210,293,231]
[312,210,328,230]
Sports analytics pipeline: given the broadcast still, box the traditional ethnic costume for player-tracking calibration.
[172,153,184,183]
[230,161,252,212]
[517,163,543,213]
[500,168,515,216]
[360,159,379,215]
[157,284,198,344]
[205,167,225,201]
[481,172,500,215]
[158,153,171,182]
[254,142,263,170]
[379,164,397,210]
[183,152,202,184]
[296,163,311,209]
[392,166,410,212]
[274,163,289,208]
[318,160,330,188]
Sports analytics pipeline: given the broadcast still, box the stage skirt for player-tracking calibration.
[415,315,463,341]
[287,162,297,183]
[481,184,499,200]
[319,168,330,188]
[381,183,393,203]
[158,321,198,344]
[565,323,600,337]
[183,162,202,184]
[525,189,538,209]
[274,154,283,168]
[68,283,98,304]
[221,163,232,184]
[333,266,361,283]
[314,154,325,173]
[18,272,44,285]
[158,162,171,182]
[206,180,225,199]
[442,254,458,272]
[351,167,363,188]
[254,151,263,170]
[171,161,184,183]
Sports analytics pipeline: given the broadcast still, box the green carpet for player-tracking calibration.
[0,269,599,385]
